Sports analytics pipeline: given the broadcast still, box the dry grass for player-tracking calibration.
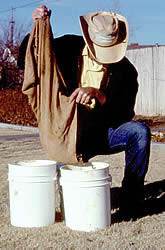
[0,127,164,249]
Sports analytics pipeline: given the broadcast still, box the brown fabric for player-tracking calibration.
[22,18,81,163]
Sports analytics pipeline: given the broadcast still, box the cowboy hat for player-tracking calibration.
[79,11,129,64]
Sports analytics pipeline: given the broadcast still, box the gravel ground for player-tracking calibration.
[0,126,164,249]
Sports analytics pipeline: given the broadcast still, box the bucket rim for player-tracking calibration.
[60,162,109,172]
[8,160,57,168]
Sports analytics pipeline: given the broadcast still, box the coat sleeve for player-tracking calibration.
[102,57,139,128]
[17,34,30,70]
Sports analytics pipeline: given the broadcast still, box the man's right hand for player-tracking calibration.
[32,6,51,22]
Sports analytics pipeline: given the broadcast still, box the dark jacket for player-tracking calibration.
[18,34,138,157]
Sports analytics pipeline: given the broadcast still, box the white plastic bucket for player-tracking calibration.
[60,162,111,232]
[8,160,56,227]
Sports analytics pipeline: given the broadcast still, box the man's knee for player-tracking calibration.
[135,121,150,141]
[130,121,151,151]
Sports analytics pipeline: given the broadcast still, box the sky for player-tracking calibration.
[0,0,164,45]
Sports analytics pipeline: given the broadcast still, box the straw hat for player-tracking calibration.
[79,11,129,64]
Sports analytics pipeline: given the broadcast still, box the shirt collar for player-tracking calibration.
[82,45,89,56]
[82,45,106,72]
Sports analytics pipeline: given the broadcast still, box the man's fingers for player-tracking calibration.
[69,87,95,105]
[79,93,88,104]
[32,6,51,22]
[76,91,84,104]
[83,95,91,104]
[69,88,87,104]
[69,88,80,103]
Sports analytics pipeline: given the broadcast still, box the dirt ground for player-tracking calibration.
[0,127,164,249]
[0,87,165,249]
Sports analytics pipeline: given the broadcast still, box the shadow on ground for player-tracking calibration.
[111,179,165,223]
[54,180,165,225]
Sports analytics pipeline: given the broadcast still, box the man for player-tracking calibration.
[18,6,151,217]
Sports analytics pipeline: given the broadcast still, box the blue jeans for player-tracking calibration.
[82,121,151,201]
[107,121,151,200]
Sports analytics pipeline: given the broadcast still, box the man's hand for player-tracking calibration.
[69,87,106,105]
[32,6,51,22]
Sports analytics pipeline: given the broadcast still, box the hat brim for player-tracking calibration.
[79,12,129,64]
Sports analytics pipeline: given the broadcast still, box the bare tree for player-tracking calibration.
[14,20,32,47]
[0,19,31,89]
[0,19,31,53]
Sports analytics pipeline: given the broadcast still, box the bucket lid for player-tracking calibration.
[8,160,56,177]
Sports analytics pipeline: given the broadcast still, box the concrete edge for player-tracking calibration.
[151,142,165,151]
[0,122,165,150]
[0,122,39,132]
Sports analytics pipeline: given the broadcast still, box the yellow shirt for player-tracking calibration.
[80,45,107,109]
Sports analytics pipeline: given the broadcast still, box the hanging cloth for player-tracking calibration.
[22,17,81,163]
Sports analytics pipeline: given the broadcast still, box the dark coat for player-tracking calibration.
[18,34,138,157]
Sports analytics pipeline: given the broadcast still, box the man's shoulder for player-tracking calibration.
[55,34,84,42]
[117,56,138,75]
[123,56,137,69]
[53,34,85,51]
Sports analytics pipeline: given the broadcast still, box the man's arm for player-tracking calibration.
[101,58,139,127]
[17,34,30,69]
